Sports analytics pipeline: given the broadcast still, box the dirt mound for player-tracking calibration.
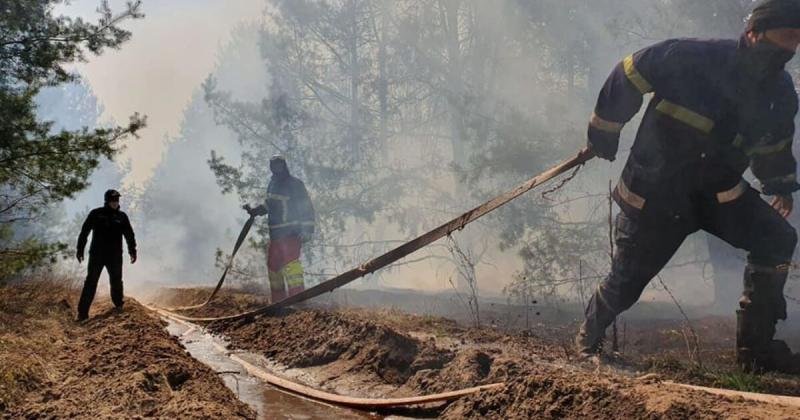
[212,309,452,385]
[440,355,800,420]
[407,349,494,393]
[443,372,646,419]
[0,279,255,418]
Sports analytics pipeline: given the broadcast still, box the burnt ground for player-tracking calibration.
[154,287,800,419]
[0,279,255,419]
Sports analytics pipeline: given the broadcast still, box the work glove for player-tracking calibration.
[130,251,138,264]
[587,124,619,162]
[300,229,313,243]
[76,250,84,264]
[243,204,268,217]
[770,194,794,219]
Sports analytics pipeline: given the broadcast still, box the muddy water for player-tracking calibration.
[164,320,380,420]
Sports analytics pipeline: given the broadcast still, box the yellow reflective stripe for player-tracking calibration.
[623,55,653,94]
[267,193,290,201]
[655,100,715,133]
[269,221,315,229]
[716,180,748,204]
[746,137,792,157]
[590,112,624,134]
[269,221,300,229]
[282,260,304,288]
[616,180,646,210]
[761,173,798,185]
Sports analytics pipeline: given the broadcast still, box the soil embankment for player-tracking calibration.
[0,280,255,418]
[156,287,800,419]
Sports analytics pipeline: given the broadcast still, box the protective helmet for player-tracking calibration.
[269,154,289,176]
[104,189,121,202]
[748,0,800,32]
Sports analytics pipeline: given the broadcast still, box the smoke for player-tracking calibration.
[54,0,800,314]
[125,24,269,292]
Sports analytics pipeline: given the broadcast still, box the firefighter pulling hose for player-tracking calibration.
[577,0,800,374]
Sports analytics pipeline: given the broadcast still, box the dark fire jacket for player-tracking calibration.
[77,205,137,258]
[266,174,315,240]
[590,38,800,219]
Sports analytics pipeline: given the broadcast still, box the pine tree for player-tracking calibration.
[0,1,145,281]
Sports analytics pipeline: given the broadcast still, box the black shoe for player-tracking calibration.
[76,314,89,323]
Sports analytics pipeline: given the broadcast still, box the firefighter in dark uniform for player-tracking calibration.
[577,0,800,372]
[246,156,315,302]
[76,189,137,321]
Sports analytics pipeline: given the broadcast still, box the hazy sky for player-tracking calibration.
[59,0,264,187]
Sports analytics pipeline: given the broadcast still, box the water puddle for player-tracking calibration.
[164,319,380,420]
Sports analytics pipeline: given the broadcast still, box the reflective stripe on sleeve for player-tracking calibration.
[746,137,793,157]
[267,193,290,201]
[760,173,798,185]
[616,180,646,210]
[623,55,653,94]
[716,180,748,204]
[269,221,316,229]
[654,99,715,134]
[590,112,624,134]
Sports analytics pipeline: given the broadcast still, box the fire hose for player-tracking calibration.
[156,148,595,323]
[162,214,256,311]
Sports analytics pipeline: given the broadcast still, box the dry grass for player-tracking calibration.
[1,276,256,418]
[0,275,77,410]
[0,340,48,409]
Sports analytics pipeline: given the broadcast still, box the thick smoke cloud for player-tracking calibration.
[61,0,800,315]
[127,25,269,291]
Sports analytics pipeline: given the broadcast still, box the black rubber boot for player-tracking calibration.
[575,322,604,357]
[736,265,798,373]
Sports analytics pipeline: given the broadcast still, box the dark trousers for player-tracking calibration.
[77,254,124,318]
[583,188,797,342]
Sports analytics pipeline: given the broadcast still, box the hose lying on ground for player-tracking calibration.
[149,304,504,410]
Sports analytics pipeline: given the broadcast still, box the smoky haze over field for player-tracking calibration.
[46,0,800,313]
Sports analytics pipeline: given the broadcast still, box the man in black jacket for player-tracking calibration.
[578,0,800,372]
[76,189,137,321]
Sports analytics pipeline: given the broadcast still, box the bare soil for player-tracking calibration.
[154,287,800,419]
[0,280,255,418]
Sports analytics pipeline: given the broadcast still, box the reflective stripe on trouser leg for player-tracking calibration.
[283,260,305,297]
[269,269,287,303]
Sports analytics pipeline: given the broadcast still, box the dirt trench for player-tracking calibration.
[156,287,800,419]
[0,280,255,418]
